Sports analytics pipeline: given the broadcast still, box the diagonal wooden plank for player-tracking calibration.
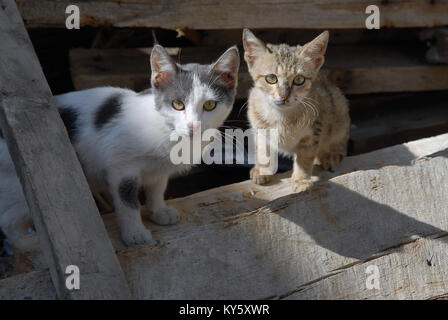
[0,0,131,299]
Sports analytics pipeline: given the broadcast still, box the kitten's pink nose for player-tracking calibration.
[187,123,199,131]
[187,122,200,136]
[281,95,288,101]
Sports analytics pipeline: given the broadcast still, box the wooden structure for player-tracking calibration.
[1,134,448,299]
[0,0,447,299]
[16,0,448,29]
[0,0,131,299]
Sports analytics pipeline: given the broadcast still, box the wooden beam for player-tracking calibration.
[0,270,56,300]
[283,233,448,300]
[11,133,448,262]
[51,150,448,299]
[3,146,448,299]
[69,45,448,97]
[0,0,131,299]
[17,0,448,29]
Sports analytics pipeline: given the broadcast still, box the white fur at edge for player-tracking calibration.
[0,84,232,246]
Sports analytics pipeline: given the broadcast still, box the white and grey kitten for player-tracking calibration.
[0,44,240,247]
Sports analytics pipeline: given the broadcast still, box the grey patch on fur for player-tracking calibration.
[119,178,139,209]
[152,62,237,133]
[94,94,122,130]
[138,185,146,205]
[58,107,79,142]
[153,63,235,113]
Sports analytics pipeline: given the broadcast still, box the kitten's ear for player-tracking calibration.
[242,28,267,68]
[300,31,329,71]
[210,46,240,90]
[150,45,177,89]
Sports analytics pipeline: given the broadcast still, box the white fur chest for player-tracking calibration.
[250,103,312,154]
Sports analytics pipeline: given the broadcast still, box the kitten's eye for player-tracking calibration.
[172,99,185,111]
[265,74,278,84]
[203,100,217,111]
[293,75,306,86]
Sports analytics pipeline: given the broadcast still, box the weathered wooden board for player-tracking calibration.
[17,0,448,29]
[69,45,448,97]
[0,0,130,299]
[0,270,56,300]
[283,233,448,300]
[117,151,448,299]
[3,135,448,299]
[12,133,448,257]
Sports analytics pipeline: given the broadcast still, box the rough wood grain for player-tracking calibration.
[4,136,448,299]
[0,270,56,300]
[16,0,448,29]
[0,0,131,299]
[13,133,448,256]
[283,233,448,300]
[69,45,448,97]
[116,151,448,299]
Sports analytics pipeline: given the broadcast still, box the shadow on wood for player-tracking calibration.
[2,137,448,299]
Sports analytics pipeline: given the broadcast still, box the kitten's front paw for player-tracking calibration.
[122,226,156,246]
[150,206,180,226]
[250,167,272,185]
[319,153,344,172]
[292,178,314,193]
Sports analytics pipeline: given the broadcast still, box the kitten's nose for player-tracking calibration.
[187,123,198,131]
[187,122,200,136]
[281,95,288,101]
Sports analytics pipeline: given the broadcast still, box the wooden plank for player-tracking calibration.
[4,147,448,299]
[69,45,448,97]
[0,0,131,299]
[0,270,56,300]
[6,135,448,298]
[94,150,448,299]
[17,0,448,29]
[283,233,448,299]
[12,133,448,255]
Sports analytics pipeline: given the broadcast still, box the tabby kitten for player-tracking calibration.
[242,29,350,192]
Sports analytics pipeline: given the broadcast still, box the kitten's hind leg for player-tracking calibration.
[318,131,348,172]
[317,126,348,172]
[108,169,155,246]
[143,173,180,226]
[318,150,344,172]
